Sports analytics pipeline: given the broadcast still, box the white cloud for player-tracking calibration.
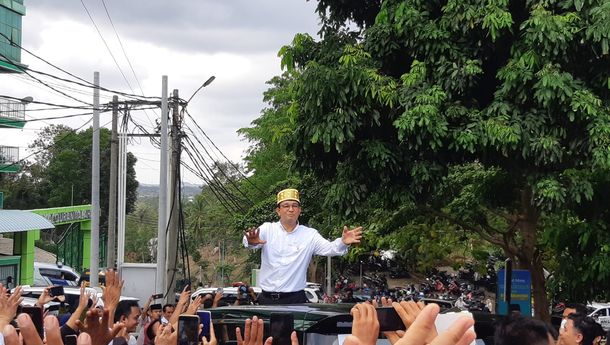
[0,0,320,185]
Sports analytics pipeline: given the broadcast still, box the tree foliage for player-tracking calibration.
[246,0,610,319]
[1,125,139,235]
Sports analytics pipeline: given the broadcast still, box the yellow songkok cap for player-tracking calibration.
[276,188,300,204]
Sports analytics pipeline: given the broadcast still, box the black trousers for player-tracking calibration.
[258,290,308,305]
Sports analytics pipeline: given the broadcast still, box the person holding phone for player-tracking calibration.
[243,188,363,305]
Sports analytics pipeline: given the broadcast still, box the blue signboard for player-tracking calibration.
[497,269,532,316]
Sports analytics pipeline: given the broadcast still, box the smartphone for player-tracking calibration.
[178,315,200,345]
[21,306,44,339]
[376,307,406,332]
[270,312,294,345]
[197,310,212,341]
[216,287,223,294]
[64,334,77,345]
[152,293,164,299]
[49,285,65,297]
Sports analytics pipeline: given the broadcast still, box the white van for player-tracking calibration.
[33,262,80,287]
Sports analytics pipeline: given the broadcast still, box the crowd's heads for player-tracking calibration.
[560,312,599,345]
[494,314,556,345]
[115,299,141,332]
[563,303,588,318]
[149,303,162,320]
[162,303,175,319]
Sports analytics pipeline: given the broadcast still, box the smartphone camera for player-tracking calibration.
[270,312,294,345]
[178,315,200,345]
[197,310,212,341]
[49,285,65,297]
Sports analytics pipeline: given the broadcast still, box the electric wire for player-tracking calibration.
[0,113,114,170]
[182,123,255,206]
[181,137,246,209]
[99,0,155,126]
[79,0,134,93]
[0,94,99,110]
[0,31,160,101]
[184,109,265,195]
[0,51,94,106]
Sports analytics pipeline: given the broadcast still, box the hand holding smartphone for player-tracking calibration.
[376,307,407,332]
[64,334,77,345]
[49,285,65,297]
[197,310,212,341]
[270,312,294,345]
[178,315,200,345]
[21,306,44,339]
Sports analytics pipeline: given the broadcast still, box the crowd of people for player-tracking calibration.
[0,187,606,345]
[0,273,607,345]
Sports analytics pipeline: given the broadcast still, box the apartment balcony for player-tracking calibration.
[0,145,19,173]
[0,98,26,128]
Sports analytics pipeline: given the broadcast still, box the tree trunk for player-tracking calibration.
[517,188,550,321]
[308,257,319,282]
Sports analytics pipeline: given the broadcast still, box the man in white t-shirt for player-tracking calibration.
[243,188,363,305]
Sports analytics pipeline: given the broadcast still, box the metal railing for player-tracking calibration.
[0,146,18,164]
[0,98,25,121]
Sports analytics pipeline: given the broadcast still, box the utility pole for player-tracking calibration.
[107,96,118,269]
[90,71,100,287]
[326,255,331,298]
[166,89,180,298]
[156,76,169,298]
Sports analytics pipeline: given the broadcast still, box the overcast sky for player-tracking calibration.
[0,0,321,185]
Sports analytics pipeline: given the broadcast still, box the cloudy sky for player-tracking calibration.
[0,0,321,184]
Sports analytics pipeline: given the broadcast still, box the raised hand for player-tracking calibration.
[102,269,124,323]
[37,286,53,306]
[76,308,125,345]
[351,303,380,345]
[236,316,267,345]
[186,295,203,314]
[394,304,475,345]
[155,324,177,345]
[202,320,218,345]
[341,226,363,245]
[244,228,266,246]
[0,285,22,329]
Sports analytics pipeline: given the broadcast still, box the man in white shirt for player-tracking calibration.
[243,188,363,304]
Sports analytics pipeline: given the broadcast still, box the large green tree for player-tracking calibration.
[267,0,610,319]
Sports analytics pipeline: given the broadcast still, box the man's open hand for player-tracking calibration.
[342,226,363,245]
[244,228,266,246]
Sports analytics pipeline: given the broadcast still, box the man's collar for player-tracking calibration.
[279,220,299,233]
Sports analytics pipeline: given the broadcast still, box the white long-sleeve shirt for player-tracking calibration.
[243,221,349,292]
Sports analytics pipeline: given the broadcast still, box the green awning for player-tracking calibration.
[0,210,55,232]
[0,60,24,73]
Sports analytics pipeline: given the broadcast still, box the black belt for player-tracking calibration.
[262,290,304,300]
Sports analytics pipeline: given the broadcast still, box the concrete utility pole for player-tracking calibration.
[156,76,169,297]
[326,255,332,298]
[90,71,100,287]
[166,89,180,299]
[107,96,119,269]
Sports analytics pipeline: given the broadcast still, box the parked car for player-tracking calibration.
[15,285,140,312]
[587,302,610,331]
[33,262,80,287]
[207,303,501,345]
